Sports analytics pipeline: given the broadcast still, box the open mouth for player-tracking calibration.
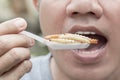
[72,31,108,63]
[75,31,108,51]
[68,26,108,63]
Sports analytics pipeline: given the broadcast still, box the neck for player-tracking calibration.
[50,58,71,80]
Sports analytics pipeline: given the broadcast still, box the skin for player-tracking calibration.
[0,18,34,80]
[33,0,120,80]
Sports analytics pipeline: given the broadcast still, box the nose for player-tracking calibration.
[66,0,103,18]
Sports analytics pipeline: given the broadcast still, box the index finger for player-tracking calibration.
[0,18,27,35]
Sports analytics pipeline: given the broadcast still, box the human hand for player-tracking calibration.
[0,18,34,80]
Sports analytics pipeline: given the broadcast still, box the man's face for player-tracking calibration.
[37,0,120,80]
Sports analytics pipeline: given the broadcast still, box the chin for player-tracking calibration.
[66,65,118,80]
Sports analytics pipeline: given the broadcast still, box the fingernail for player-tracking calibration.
[29,39,35,46]
[14,18,26,30]
[23,60,32,73]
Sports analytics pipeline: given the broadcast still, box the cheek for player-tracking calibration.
[109,28,120,56]
[99,0,120,53]
[39,0,70,36]
[50,49,71,62]
[100,0,120,22]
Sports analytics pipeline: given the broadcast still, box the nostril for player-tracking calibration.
[72,12,79,15]
[72,11,95,16]
[88,12,101,18]
[88,12,95,15]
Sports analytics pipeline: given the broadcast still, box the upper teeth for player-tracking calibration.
[76,31,96,35]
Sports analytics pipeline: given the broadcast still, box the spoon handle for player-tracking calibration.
[20,31,46,44]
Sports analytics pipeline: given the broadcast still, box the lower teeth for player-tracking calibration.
[75,49,99,54]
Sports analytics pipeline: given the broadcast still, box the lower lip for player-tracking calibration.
[71,45,107,64]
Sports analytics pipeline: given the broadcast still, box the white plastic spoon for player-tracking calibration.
[20,31,90,50]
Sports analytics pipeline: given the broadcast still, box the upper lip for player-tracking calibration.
[67,25,105,37]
